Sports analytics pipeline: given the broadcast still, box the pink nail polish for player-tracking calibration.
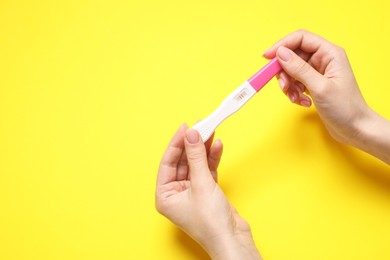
[300,100,311,107]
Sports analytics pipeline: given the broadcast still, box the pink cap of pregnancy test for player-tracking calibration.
[248,57,282,92]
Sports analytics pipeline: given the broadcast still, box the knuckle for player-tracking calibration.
[294,59,311,75]
[332,45,347,57]
[187,148,204,162]
[296,28,308,34]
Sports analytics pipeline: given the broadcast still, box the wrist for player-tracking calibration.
[199,229,262,260]
[350,108,390,164]
[331,102,375,146]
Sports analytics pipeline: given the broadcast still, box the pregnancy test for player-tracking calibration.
[193,57,282,142]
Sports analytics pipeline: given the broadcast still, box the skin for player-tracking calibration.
[264,30,390,164]
[156,124,262,260]
[156,30,390,260]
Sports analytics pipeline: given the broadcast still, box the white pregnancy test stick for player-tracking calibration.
[193,57,282,142]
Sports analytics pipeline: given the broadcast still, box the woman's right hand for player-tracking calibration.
[264,30,390,165]
[263,30,372,146]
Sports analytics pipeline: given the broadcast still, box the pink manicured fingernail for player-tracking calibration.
[300,100,311,108]
[277,46,292,62]
[287,92,296,103]
[186,129,200,144]
[278,78,285,91]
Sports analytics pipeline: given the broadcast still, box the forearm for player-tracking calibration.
[350,108,390,165]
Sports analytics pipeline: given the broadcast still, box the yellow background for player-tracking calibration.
[1,0,390,259]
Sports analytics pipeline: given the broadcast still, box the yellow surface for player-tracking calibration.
[1,0,390,259]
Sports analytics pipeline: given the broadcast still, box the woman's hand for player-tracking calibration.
[155,124,261,259]
[265,30,390,164]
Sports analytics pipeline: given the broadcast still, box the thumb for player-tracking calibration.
[276,46,324,91]
[184,128,213,185]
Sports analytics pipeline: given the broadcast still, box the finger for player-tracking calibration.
[176,150,188,181]
[176,132,216,181]
[277,71,292,93]
[276,46,324,92]
[208,139,223,182]
[264,30,329,58]
[204,132,215,155]
[295,80,306,93]
[297,91,312,108]
[184,128,214,188]
[278,72,300,104]
[286,88,299,104]
[179,131,214,181]
[193,120,214,154]
[157,123,188,186]
[295,49,312,62]
[283,79,312,107]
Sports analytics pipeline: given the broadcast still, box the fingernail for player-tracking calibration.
[287,92,296,103]
[186,129,200,144]
[277,46,292,62]
[300,100,311,108]
[263,48,271,57]
[215,138,222,146]
[278,78,285,91]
